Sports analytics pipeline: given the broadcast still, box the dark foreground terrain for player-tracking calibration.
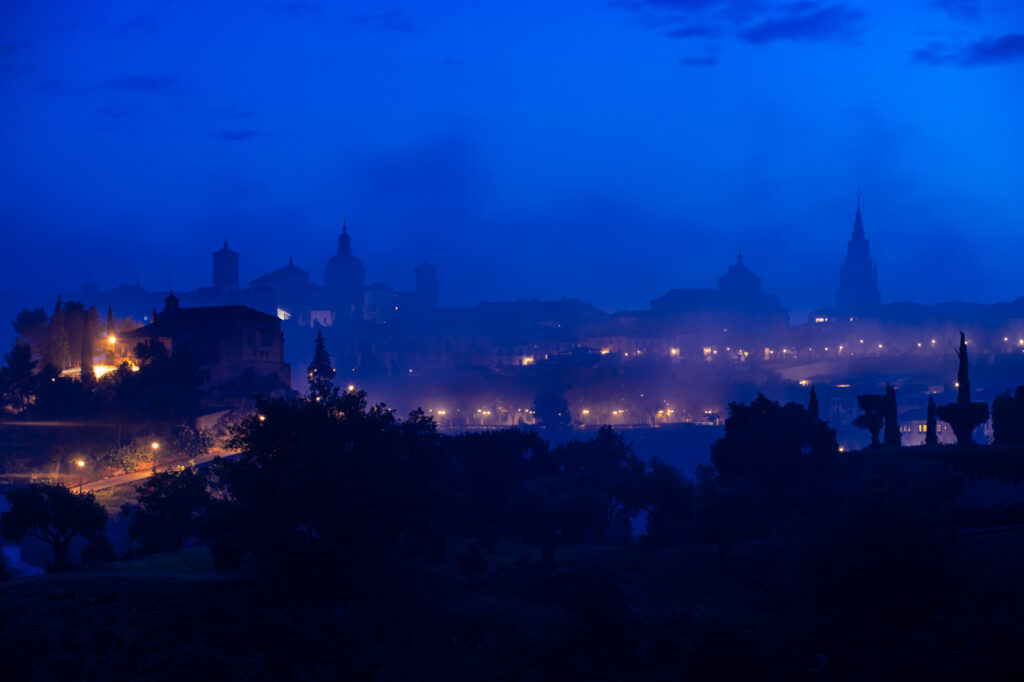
[2,531,1024,681]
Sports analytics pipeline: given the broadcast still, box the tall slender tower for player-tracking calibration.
[836,194,881,315]
[213,238,240,292]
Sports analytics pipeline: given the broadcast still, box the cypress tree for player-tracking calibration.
[48,296,69,370]
[883,383,901,447]
[307,329,335,400]
[80,308,95,388]
[808,385,820,420]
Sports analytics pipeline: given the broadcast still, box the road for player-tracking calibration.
[81,450,238,492]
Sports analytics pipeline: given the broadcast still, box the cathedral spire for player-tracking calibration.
[338,218,352,256]
[836,192,881,314]
[852,190,865,241]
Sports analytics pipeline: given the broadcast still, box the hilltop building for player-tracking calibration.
[118,293,291,390]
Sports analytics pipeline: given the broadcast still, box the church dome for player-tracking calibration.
[324,223,365,295]
[717,251,761,297]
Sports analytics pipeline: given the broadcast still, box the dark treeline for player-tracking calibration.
[4,331,1024,679]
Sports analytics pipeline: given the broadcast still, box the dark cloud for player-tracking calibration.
[617,1,865,53]
[215,130,259,141]
[350,9,420,35]
[101,74,181,94]
[680,55,718,66]
[929,0,980,19]
[741,4,865,43]
[912,33,1024,66]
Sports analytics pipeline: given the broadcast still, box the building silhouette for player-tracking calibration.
[212,239,239,293]
[324,220,366,323]
[836,195,881,315]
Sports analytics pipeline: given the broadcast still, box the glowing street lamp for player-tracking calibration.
[151,441,160,474]
[75,459,86,494]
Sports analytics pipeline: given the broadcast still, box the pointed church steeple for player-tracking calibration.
[852,190,865,241]
[836,192,881,315]
[338,218,352,256]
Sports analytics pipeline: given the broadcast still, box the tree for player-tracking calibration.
[13,307,48,351]
[106,442,146,474]
[1,484,108,571]
[125,468,211,555]
[808,385,819,421]
[306,329,336,400]
[925,395,939,447]
[853,394,885,448]
[0,343,37,415]
[79,307,96,390]
[445,429,555,540]
[711,394,837,487]
[48,297,69,370]
[883,383,901,447]
[637,458,696,547]
[991,386,1024,446]
[534,391,570,430]
[171,422,214,459]
[206,391,451,594]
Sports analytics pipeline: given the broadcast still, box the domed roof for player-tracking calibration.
[324,222,365,294]
[717,251,761,296]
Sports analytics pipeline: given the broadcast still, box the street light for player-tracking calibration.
[151,441,160,474]
[75,459,86,494]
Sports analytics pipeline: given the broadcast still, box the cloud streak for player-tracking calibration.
[929,0,980,20]
[616,0,865,59]
[741,3,864,44]
[912,33,1024,66]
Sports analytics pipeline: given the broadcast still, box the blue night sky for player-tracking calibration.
[1,0,1023,317]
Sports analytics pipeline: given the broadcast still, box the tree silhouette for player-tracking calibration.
[808,385,819,421]
[1,484,108,571]
[48,297,69,370]
[0,343,37,415]
[853,394,885,448]
[79,308,95,390]
[883,383,901,447]
[936,332,989,447]
[991,386,1024,446]
[711,394,837,489]
[306,329,336,400]
[926,395,938,447]
[533,392,570,430]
